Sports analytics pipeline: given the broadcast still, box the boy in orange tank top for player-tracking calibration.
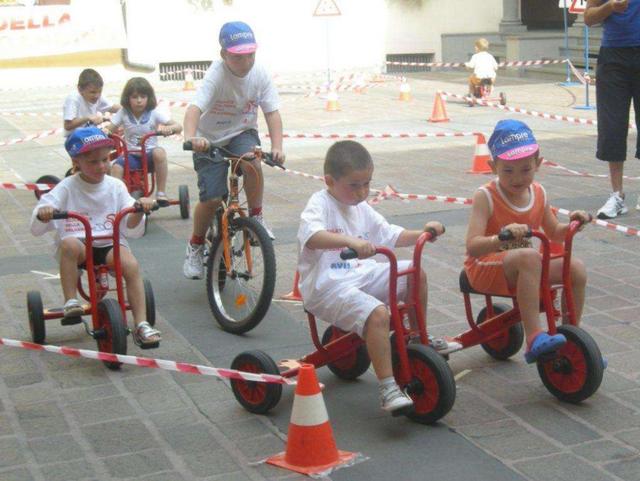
[465,119,591,363]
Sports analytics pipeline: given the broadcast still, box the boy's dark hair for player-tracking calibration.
[324,141,373,178]
[120,77,157,112]
[77,69,104,89]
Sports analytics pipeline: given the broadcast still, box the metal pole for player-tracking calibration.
[325,20,331,87]
[563,0,571,82]
[584,23,590,107]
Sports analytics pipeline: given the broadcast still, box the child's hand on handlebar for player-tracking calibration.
[89,112,104,126]
[348,238,376,259]
[37,206,55,222]
[187,137,210,153]
[136,197,156,213]
[157,125,174,137]
[271,149,286,165]
[569,210,592,231]
[423,221,445,239]
[503,223,529,240]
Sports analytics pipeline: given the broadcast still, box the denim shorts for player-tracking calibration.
[193,129,260,202]
[114,147,157,173]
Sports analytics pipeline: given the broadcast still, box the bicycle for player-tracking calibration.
[183,141,281,334]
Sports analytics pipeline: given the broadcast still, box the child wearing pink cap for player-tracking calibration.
[464,119,591,363]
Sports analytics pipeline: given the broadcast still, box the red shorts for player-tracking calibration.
[464,252,514,297]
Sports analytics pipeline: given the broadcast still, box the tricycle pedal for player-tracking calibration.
[61,316,82,326]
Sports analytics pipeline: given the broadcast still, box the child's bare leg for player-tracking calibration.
[152,148,168,194]
[363,305,393,380]
[108,247,145,326]
[549,257,587,325]
[59,237,86,301]
[111,163,124,180]
[240,157,264,210]
[503,248,543,343]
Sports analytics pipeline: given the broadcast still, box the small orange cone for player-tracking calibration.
[280,271,302,302]
[325,89,341,111]
[267,364,357,476]
[398,77,411,101]
[467,133,493,174]
[428,93,449,122]
[183,68,195,91]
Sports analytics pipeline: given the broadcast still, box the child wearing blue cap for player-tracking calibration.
[30,127,161,347]
[464,119,591,363]
[182,21,285,279]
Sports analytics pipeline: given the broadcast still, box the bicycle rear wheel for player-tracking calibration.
[206,216,276,334]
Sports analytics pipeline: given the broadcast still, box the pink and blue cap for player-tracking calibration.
[65,127,114,158]
[219,21,257,54]
[488,119,539,161]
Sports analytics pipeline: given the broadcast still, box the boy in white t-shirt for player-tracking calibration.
[30,127,161,347]
[464,38,498,97]
[182,21,285,279]
[297,141,460,415]
[62,69,120,137]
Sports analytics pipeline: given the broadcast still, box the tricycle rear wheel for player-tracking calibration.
[477,303,524,360]
[322,326,370,380]
[230,350,282,414]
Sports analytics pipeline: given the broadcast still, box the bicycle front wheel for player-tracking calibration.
[206,216,276,334]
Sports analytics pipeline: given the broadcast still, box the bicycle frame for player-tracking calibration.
[110,132,157,197]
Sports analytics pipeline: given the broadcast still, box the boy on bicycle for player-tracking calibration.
[30,127,161,347]
[297,141,460,415]
[183,21,285,279]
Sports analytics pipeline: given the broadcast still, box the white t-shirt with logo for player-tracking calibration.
[465,51,498,79]
[297,189,403,311]
[191,60,280,146]
[110,108,171,151]
[62,92,113,137]
[30,174,143,250]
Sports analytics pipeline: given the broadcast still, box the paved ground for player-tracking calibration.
[1,66,640,481]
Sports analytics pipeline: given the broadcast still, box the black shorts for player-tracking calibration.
[193,129,261,202]
[595,47,640,162]
[79,246,113,269]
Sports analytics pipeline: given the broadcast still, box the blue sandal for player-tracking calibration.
[524,332,566,364]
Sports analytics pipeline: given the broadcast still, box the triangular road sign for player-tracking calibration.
[569,0,587,14]
[313,0,341,17]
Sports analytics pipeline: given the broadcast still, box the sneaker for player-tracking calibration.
[636,196,640,211]
[597,192,628,219]
[251,213,275,240]
[379,382,414,413]
[183,242,205,279]
[430,335,463,355]
[63,298,84,318]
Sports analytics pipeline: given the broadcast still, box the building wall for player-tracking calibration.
[126,0,387,73]
[384,0,502,60]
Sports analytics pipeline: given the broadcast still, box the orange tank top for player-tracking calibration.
[469,180,547,256]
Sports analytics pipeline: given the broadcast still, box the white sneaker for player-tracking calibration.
[251,213,275,240]
[597,192,628,219]
[63,298,84,318]
[183,242,205,279]
[379,382,413,413]
[430,336,463,355]
[636,195,640,211]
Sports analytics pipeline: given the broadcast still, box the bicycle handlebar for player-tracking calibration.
[498,227,533,242]
[183,141,284,169]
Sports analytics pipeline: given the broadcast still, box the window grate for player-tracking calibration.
[386,53,435,73]
[159,61,212,81]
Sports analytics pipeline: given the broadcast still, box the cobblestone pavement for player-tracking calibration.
[1,65,640,480]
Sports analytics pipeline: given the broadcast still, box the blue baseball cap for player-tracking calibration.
[219,21,257,54]
[65,126,114,158]
[488,119,539,161]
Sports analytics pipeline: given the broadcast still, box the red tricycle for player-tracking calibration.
[229,229,457,425]
[26,204,164,369]
[453,221,604,403]
[110,132,190,219]
[468,78,507,106]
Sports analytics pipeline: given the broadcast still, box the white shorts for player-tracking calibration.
[308,260,411,338]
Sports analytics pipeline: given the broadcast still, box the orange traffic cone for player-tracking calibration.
[267,364,357,476]
[398,77,411,101]
[428,93,449,122]
[467,133,493,174]
[183,68,195,91]
[354,74,368,94]
[280,271,302,302]
[325,89,341,111]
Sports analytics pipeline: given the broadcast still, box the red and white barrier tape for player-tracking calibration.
[437,91,640,130]
[1,182,54,192]
[0,337,296,385]
[553,207,640,237]
[542,159,640,181]
[278,131,481,140]
[0,127,63,147]
[0,111,61,118]
[386,58,567,69]
[374,184,473,205]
